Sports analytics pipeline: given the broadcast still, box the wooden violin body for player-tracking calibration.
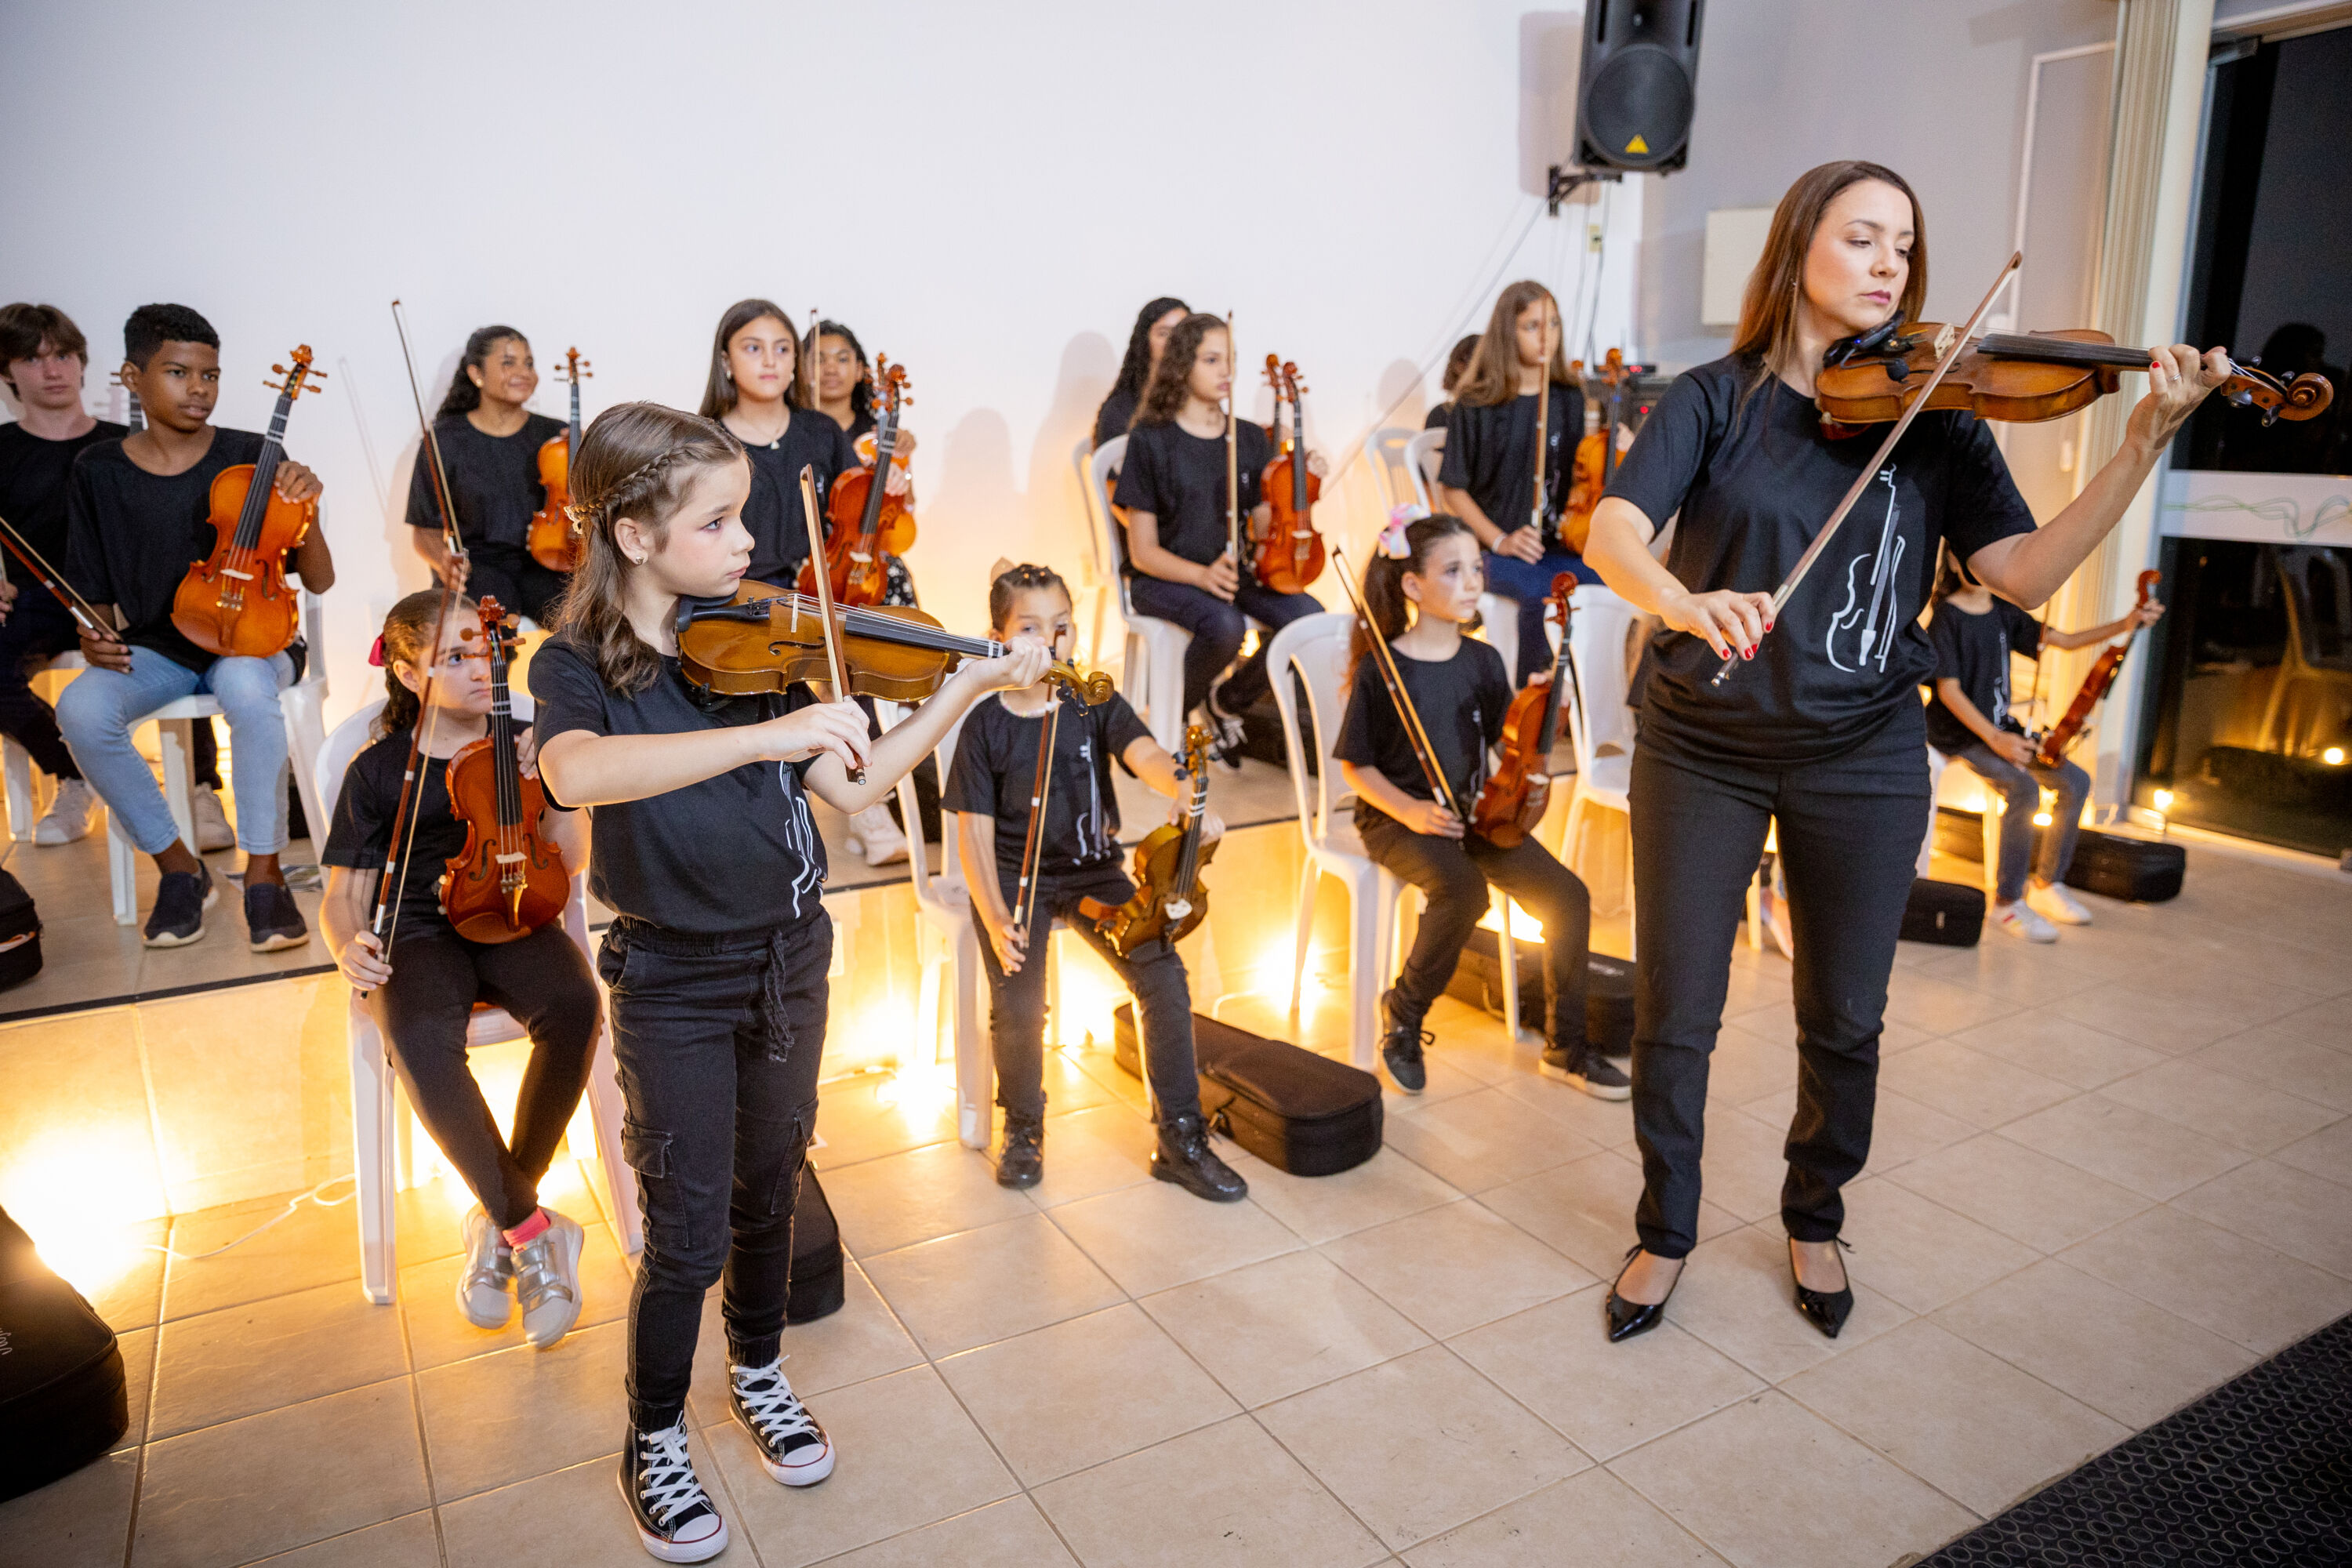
[527,347,590,573]
[172,346,324,659]
[800,358,913,607]
[1473,575,1575,847]
[1816,325,2334,429]
[1254,355,1324,593]
[437,597,568,943]
[1561,350,1629,556]
[1083,726,1215,956]
[2035,570,2159,768]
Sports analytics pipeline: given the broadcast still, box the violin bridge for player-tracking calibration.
[1932,323,1958,358]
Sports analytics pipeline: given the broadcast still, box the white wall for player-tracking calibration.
[3,0,1642,723]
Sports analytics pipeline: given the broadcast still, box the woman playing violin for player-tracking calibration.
[408,326,571,625]
[805,318,918,608]
[1578,160,2230,1346]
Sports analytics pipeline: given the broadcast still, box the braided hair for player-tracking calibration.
[549,401,746,694]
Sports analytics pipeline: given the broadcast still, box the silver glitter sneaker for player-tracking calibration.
[456,1205,514,1330]
[514,1209,584,1349]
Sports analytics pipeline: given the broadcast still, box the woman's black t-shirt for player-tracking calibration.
[0,419,129,567]
[404,412,565,559]
[1925,597,2043,754]
[1602,353,2037,771]
[1334,638,1511,829]
[739,412,858,586]
[1112,419,1272,570]
[1422,402,1452,432]
[321,728,470,943]
[941,691,1154,889]
[1438,385,1583,550]
[528,632,827,934]
[66,427,271,674]
[1094,387,1140,451]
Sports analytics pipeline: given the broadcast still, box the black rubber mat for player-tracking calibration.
[1922,1311,2352,1566]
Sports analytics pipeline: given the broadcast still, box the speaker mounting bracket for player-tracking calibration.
[1546,164,1624,216]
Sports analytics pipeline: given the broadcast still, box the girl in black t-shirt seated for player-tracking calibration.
[805,318,919,608]
[1437,282,1599,684]
[407,325,571,625]
[321,590,599,1349]
[1112,312,1325,761]
[528,402,1047,1564]
[1926,553,2160,942]
[1422,333,1482,432]
[1332,515,1621,1102]
[942,561,1246,1202]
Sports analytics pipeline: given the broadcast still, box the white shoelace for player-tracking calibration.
[636,1423,711,1526]
[731,1360,819,1450]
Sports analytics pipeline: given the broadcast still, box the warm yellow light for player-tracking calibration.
[1,1128,167,1299]
[2325,747,2347,766]
[2032,811,2053,827]
[2152,788,2174,811]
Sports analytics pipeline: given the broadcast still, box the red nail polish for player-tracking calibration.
[1742,648,1754,661]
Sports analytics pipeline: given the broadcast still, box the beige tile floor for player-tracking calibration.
[5,844,2350,1568]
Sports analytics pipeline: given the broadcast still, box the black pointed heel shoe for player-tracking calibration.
[1605,1245,1683,1343]
[1788,1236,1854,1339]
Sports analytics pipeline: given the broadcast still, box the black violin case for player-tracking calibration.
[1113,1005,1381,1175]
[0,1204,127,1501]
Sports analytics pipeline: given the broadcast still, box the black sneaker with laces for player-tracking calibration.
[996,1112,1044,1189]
[143,864,215,948]
[1378,987,1430,1094]
[1541,1042,1632,1100]
[618,1420,728,1563]
[244,880,310,953]
[728,1357,834,1485]
[1150,1112,1248,1201]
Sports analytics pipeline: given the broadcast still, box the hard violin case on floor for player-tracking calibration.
[0,869,43,991]
[1442,929,1635,1055]
[1933,808,2185,902]
[1900,877,1985,946]
[1113,1004,1381,1176]
[784,1166,844,1324]
[0,1203,127,1501]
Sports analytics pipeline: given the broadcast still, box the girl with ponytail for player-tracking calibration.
[319,588,601,1356]
[405,325,573,623]
[1333,513,1618,1103]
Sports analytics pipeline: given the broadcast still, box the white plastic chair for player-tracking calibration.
[1362,426,1420,514]
[1081,437,1193,751]
[316,697,642,1305]
[1922,745,2005,889]
[1266,613,1521,1066]
[1563,585,1639,952]
[1404,426,1521,684]
[1065,437,1116,670]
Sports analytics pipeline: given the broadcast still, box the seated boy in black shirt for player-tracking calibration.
[59,303,335,949]
[942,561,1245,1203]
[1926,553,2161,942]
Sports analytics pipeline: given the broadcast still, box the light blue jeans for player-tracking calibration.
[57,647,293,857]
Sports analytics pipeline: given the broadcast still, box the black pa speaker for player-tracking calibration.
[1573,0,1704,176]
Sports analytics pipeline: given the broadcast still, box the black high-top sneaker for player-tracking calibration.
[618,1421,727,1563]
[1541,1040,1632,1100]
[729,1357,835,1486]
[1378,988,1431,1094]
[996,1111,1045,1189]
[1151,1112,1248,1201]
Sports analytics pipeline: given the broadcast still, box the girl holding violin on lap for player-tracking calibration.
[806,318,918,608]
[527,402,1049,1565]
[1334,514,1618,1101]
[321,589,598,1349]
[408,326,571,625]
[1436,281,1599,687]
[1114,312,1325,760]
[1581,161,2230,1346]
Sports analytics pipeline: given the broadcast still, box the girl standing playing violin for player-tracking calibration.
[944,561,1246,1201]
[1581,161,2228,1345]
[321,590,598,1347]
[1334,515,1617,1100]
[806,318,920,608]
[1114,312,1324,759]
[528,402,1048,1565]
[1437,282,1598,684]
[407,326,571,624]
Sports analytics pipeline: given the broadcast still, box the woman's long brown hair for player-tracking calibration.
[550,401,746,695]
[1733,160,1928,396]
[697,297,802,421]
[1454,281,1575,408]
[1131,313,1228,429]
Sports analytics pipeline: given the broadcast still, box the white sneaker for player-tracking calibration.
[513,1209,584,1348]
[846,803,909,866]
[32,779,99,845]
[2027,880,2092,927]
[191,786,235,852]
[1991,901,2057,943]
[456,1205,514,1330]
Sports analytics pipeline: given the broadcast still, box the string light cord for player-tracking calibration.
[144,1174,358,1264]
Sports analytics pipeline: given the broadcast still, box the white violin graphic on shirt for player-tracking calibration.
[1824,465,1906,673]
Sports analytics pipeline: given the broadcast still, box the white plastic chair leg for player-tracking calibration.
[583,1029,643,1256]
[350,1013,397,1305]
[107,804,138,925]
[1981,802,2002,895]
[953,923,991,1149]
[1495,892,1519,1041]
[158,718,197,851]
[2,737,34,842]
[280,685,329,851]
[1287,861,1317,1020]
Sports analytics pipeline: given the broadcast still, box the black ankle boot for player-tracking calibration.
[1788,1237,1854,1338]
[1378,989,1430,1094]
[1151,1113,1247,1202]
[996,1112,1045,1189]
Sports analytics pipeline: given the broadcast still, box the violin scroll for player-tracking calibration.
[1047,661,1116,707]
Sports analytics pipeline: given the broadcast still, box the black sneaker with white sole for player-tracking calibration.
[1378,988,1431,1094]
[619,1421,728,1563]
[1198,694,1247,772]
[143,865,216,947]
[244,880,310,952]
[728,1358,834,1486]
[1541,1043,1632,1100]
